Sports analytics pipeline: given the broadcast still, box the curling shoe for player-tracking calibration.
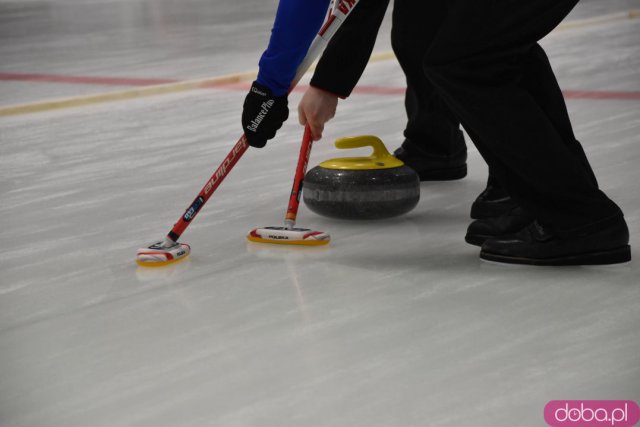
[465,206,534,247]
[470,184,518,219]
[480,217,631,266]
[393,133,467,181]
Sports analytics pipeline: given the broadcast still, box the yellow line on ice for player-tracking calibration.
[0,71,256,117]
[2,10,638,117]
[554,9,640,31]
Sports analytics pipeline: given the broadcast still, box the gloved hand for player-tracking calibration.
[242,81,289,148]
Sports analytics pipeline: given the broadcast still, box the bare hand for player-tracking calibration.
[298,86,338,141]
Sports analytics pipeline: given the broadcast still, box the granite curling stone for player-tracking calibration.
[303,135,420,220]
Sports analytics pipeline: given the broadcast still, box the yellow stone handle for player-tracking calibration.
[319,135,404,169]
[334,135,391,160]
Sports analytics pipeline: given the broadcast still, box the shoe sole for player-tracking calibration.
[479,245,631,266]
[465,234,491,247]
[416,164,467,181]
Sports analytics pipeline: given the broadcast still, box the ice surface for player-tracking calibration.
[1,1,639,426]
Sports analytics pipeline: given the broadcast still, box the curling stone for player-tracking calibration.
[303,135,420,220]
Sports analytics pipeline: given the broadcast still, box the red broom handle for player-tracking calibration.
[165,0,361,243]
[285,125,313,228]
[167,135,249,242]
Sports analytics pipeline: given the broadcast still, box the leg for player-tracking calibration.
[391,0,467,180]
[520,43,598,186]
[471,40,598,222]
[469,42,593,224]
[423,0,629,264]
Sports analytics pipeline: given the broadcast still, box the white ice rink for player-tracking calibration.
[1,1,639,426]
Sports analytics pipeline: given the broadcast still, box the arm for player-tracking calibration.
[242,0,330,148]
[311,0,390,98]
[257,0,332,96]
[299,0,390,140]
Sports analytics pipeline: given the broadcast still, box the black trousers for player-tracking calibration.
[312,0,466,159]
[422,0,622,234]
[391,0,465,158]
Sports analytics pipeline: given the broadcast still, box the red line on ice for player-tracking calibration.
[222,82,640,100]
[562,90,640,100]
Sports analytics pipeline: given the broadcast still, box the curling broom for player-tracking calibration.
[247,124,330,246]
[136,0,359,266]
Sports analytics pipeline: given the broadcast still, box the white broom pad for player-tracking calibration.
[251,227,329,241]
[137,242,191,263]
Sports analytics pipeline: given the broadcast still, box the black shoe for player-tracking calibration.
[480,218,631,266]
[393,134,467,181]
[470,184,518,219]
[465,206,535,246]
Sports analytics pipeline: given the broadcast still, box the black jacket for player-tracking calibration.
[310,0,390,98]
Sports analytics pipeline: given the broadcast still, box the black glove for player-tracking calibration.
[242,81,289,148]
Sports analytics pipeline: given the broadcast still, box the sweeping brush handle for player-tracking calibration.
[165,0,361,242]
[285,125,314,229]
[167,135,249,242]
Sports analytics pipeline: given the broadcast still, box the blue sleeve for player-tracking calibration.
[257,0,331,96]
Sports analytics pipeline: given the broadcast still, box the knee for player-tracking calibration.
[423,51,514,86]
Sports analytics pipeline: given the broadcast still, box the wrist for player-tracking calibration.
[310,84,346,100]
[253,79,287,98]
